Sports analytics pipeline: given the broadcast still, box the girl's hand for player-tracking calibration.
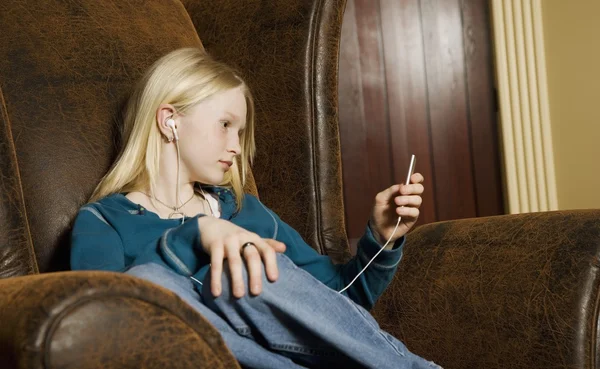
[370,173,424,246]
[197,217,286,298]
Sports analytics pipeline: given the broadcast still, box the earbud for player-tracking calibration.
[166,118,179,141]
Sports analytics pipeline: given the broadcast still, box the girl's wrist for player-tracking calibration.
[368,220,386,245]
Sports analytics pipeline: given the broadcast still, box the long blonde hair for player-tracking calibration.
[89,48,255,210]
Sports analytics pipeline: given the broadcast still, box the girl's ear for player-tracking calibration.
[156,104,177,138]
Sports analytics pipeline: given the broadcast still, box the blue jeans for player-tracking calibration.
[126,254,441,369]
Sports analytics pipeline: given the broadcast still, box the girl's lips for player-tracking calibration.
[219,160,233,169]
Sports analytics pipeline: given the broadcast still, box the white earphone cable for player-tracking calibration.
[175,120,412,294]
[175,135,204,286]
[337,216,402,294]
[175,139,185,225]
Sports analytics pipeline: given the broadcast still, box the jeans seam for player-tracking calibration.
[277,254,406,358]
[269,343,341,356]
[234,326,252,338]
[348,300,406,357]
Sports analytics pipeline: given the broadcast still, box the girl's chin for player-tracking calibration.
[194,175,225,186]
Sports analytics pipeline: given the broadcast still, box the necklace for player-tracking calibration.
[141,191,195,219]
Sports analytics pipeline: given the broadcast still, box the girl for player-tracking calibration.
[70,48,440,369]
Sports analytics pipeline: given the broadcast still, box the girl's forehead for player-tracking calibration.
[193,87,247,117]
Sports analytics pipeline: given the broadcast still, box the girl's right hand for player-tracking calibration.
[197,216,286,298]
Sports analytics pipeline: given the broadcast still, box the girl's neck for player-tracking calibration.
[149,180,196,209]
[153,143,195,208]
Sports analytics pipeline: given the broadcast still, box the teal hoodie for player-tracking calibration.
[70,186,404,309]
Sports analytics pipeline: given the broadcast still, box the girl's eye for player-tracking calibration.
[220,121,230,129]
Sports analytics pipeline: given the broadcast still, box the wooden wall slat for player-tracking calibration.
[339,0,503,252]
[461,0,504,217]
[380,0,437,226]
[420,0,477,221]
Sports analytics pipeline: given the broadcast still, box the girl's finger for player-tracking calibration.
[395,195,423,207]
[210,244,224,297]
[375,184,402,203]
[242,243,263,295]
[399,183,424,195]
[261,239,281,282]
[410,172,424,184]
[265,238,287,253]
[226,242,245,298]
[397,206,420,219]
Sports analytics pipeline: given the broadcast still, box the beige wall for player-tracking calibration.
[542,0,600,209]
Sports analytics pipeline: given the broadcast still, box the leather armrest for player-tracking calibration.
[372,210,600,369]
[0,271,240,369]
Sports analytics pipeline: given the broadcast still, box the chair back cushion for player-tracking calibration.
[184,0,351,263]
[0,0,204,276]
[0,0,350,277]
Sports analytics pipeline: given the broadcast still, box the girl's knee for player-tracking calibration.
[275,252,297,270]
[203,253,302,300]
[126,262,167,280]
[126,262,193,291]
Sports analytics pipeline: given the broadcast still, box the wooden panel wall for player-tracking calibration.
[339,0,504,250]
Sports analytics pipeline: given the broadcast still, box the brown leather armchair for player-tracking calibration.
[1,0,599,368]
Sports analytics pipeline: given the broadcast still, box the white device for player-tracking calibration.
[166,118,179,141]
[404,154,416,187]
[338,154,416,294]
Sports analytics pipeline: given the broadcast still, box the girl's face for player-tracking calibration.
[176,86,247,185]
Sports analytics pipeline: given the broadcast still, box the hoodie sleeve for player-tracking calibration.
[70,205,126,272]
[252,196,403,310]
[71,205,210,275]
[157,215,210,276]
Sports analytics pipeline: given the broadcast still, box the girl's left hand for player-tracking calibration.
[370,173,425,246]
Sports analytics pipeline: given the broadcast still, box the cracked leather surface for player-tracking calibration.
[0,0,203,276]
[372,210,600,369]
[0,271,239,368]
[4,0,599,368]
[183,0,352,264]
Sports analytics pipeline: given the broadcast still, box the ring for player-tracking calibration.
[241,242,256,252]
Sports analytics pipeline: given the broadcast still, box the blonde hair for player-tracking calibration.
[89,48,255,210]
